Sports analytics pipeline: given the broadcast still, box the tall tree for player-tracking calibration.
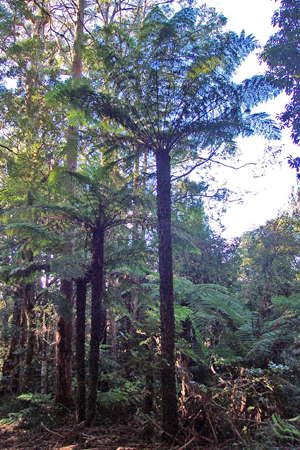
[59,5,280,436]
[262,0,300,144]
[55,0,86,409]
[43,165,144,424]
[0,0,66,394]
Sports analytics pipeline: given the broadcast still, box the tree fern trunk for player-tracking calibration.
[155,148,178,438]
[86,225,105,425]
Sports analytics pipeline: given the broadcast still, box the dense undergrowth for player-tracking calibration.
[1,360,299,449]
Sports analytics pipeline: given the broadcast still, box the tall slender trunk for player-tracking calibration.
[40,358,48,394]
[55,0,85,407]
[40,311,49,394]
[155,148,178,438]
[1,295,21,393]
[22,283,36,392]
[55,279,73,406]
[143,371,154,414]
[131,154,141,321]
[107,308,117,361]
[86,224,105,425]
[75,278,87,422]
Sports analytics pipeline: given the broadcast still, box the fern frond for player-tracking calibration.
[238,75,280,108]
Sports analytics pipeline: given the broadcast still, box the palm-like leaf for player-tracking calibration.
[56,5,280,164]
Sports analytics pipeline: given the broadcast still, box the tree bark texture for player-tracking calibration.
[55,279,73,407]
[40,309,50,394]
[155,148,178,438]
[76,278,87,422]
[107,308,117,361]
[86,225,105,425]
[1,296,22,393]
[143,372,154,414]
[40,351,48,394]
[22,283,36,392]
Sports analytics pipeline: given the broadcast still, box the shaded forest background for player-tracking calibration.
[0,0,299,448]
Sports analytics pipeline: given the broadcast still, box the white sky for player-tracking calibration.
[197,0,299,239]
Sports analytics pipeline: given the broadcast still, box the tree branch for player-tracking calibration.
[0,143,18,155]
[172,157,256,181]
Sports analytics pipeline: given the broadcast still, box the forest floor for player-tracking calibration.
[2,414,299,450]
[1,394,297,449]
[0,419,243,450]
[0,393,169,450]
[0,420,163,450]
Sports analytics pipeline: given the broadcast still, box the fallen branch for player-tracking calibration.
[176,436,196,450]
[41,422,64,439]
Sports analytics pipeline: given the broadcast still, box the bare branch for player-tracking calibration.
[209,160,256,170]
[172,157,256,181]
[0,143,18,155]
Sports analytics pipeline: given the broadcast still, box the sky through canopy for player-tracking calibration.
[198,0,298,238]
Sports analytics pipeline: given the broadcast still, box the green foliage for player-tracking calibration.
[173,186,240,287]
[60,5,280,170]
[98,380,143,411]
[239,214,300,308]
[271,414,300,443]
[0,393,65,429]
[262,0,300,144]
[17,392,52,404]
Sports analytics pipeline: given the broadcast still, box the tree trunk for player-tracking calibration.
[86,225,105,425]
[155,148,178,438]
[144,372,154,414]
[55,279,73,406]
[75,277,87,422]
[22,283,36,392]
[40,345,48,395]
[1,295,21,393]
[40,309,49,394]
[55,0,85,408]
[107,308,117,361]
